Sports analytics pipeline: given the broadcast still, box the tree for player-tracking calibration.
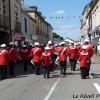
[53,32,60,38]
[53,32,64,40]
[60,37,64,40]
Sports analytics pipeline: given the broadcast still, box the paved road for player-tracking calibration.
[0,55,100,100]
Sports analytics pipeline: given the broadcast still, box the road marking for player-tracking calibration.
[94,83,100,94]
[44,78,61,100]
[89,73,93,79]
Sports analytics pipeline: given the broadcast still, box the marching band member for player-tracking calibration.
[79,39,94,78]
[8,42,17,76]
[79,45,90,79]
[68,43,78,71]
[0,44,9,79]
[31,42,43,75]
[57,42,68,76]
[47,41,54,71]
[41,46,52,78]
[20,45,30,72]
[47,41,54,57]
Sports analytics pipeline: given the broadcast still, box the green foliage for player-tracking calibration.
[53,32,64,40]
[60,37,64,40]
[53,32,60,38]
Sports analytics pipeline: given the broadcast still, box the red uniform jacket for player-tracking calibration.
[47,45,54,57]
[41,51,52,68]
[20,48,30,60]
[86,45,94,58]
[31,47,43,62]
[79,44,94,58]
[79,51,90,68]
[57,46,68,61]
[8,47,17,62]
[68,46,77,60]
[76,45,81,59]
[0,49,10,66]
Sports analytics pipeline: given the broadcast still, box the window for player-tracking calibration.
[24,18,27,33]
[16,15,18,21]
[2,0,5,3]
[15,6,18,12]
[0,3,1,12]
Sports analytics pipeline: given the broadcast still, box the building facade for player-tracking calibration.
[0,0,10,44]
[10,0,22,42]
[21,10,30,42]
[21,9,36,44]
[90,0,100,45]
[29,16,36,43]
[47,22,53,41]
[81,0,100,46]
[23,6,53,44]
[80,3,90,40]
[0,0,53,45]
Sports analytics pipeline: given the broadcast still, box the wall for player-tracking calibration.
[10,0,21,31]
[21,11,30,41]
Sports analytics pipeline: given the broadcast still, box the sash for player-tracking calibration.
[31,48,39,65]
[0,50,6,55]
[55,47,67,65]
[81,51,88,55]
[60,47,67,56]
[42,53,50,57]
[70,46,76,50]
[33,48,39,55]
[22,49,28,53]
[9,48,14,54]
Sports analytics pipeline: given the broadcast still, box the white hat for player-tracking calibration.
[69,43,71,46]
[34,42,39,46]
[54,44,58,47]
[75,43,79,45]
[82,45,87,49]
[22,45,27,48]
[9,42,14,45]
[48,41,52,44]
[59,41,65,45]
[70,42,74,44]
[84,39,89,42]
[1,44,7,48]
[45,46,50,50]
[30,43,33,46]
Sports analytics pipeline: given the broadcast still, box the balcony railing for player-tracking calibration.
[0,14,10,31]
[14,21,21,32]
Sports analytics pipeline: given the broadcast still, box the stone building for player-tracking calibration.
[81,0,100,46]
[0,0,10,44]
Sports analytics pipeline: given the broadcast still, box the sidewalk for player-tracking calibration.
[90,54,100,78]
[92,54,100,64]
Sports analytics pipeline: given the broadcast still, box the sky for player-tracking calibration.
[24,0,91,40]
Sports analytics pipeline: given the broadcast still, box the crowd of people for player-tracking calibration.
[0,39,94,80]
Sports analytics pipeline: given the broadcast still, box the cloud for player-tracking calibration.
[53,10,65,16]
